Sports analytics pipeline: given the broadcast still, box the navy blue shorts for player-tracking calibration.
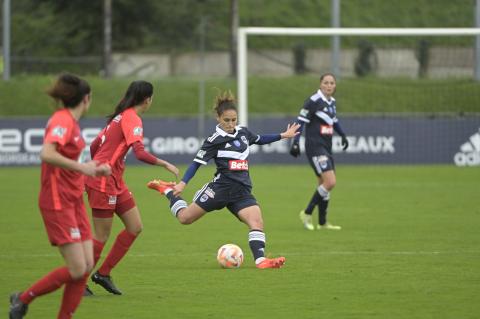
[306,148,335,176]
[193,178,258,216]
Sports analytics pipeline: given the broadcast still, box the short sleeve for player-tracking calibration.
[297,99,314,123]
[43,112,72,146]
[193,140,217,165]
[241,127,260,144]
[121,111,144,146]
[332,104,339,123]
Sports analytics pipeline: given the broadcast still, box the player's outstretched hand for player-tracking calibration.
[289,141,300,157]
[341,135,349,151]
[164,161,179,180]
[280,123,301,139]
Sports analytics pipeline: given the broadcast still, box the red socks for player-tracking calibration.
[20,267,72,304]
[57,273,89,319]
[93,238,106,266]
[97,230,137,276]
[19,266,89,318]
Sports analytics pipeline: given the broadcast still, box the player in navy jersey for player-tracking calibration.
[289,73,349,230]
[147,90,299,269]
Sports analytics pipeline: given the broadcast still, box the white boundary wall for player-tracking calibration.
[236,27,480,126]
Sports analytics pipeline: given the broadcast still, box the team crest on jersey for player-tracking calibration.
[233,140,241,147]
[200,194,209,202]
[51,126,66,138]
[70,227,81,239]
[241,136,248,144]
[196,150,206,158]
[133,127,143,136]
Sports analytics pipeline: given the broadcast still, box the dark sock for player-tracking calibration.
[248,230,266,262]
[165,191,187,217]
[318,199,329,225]
[166,191,180,203]
[305,191,321,215]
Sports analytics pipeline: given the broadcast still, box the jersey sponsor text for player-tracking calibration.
[320,125,333,135]
[228,159,249,170]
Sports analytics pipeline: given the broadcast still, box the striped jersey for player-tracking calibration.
[297,89,339,153]
[193,125,261,188]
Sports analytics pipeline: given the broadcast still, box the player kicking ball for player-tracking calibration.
[148,90,300,269]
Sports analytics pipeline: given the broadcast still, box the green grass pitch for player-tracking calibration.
[1,165,479,318]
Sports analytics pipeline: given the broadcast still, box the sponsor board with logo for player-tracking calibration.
[1,116,479,166]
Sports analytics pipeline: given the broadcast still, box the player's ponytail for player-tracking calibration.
[213,90,237,117]
[108,80,153,122]
[47,73,91,109]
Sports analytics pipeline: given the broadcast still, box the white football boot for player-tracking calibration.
[299,210,315,231]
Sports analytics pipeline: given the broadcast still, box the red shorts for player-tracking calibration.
[85,185,136,218]
[40,197,92,246]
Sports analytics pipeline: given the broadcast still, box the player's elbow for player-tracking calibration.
[40,147,54,164]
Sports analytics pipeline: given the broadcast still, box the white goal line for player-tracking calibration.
[1,250,479,259]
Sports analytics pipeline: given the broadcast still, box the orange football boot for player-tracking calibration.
[256,257,286,269]
[147,179,175,194]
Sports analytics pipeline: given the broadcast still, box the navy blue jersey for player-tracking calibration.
[297,89,339,154]
[193,125,261,188]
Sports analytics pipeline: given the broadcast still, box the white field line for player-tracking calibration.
[1,250,479,259]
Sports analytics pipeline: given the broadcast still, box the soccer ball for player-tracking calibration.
[216,244,244,268]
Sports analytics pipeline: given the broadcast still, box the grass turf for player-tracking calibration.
[0,165,479,318]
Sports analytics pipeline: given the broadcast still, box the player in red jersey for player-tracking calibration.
[84,80,179,295]
[9,73,111,319]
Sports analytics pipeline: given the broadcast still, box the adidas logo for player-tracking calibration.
[454,128,480,166]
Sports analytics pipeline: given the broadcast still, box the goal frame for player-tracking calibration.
[236,27,480,126]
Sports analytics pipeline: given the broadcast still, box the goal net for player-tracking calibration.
[236,28,480,165]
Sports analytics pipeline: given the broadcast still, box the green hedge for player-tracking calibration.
[0,75,479,117]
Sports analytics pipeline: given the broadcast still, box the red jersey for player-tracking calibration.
[85,108,143,194]
[39,109,86,210]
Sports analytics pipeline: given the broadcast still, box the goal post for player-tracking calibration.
[237,27,480,126]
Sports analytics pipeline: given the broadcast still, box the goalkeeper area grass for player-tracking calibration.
[0,164,479,319]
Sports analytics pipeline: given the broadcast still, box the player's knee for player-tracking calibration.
[127,223,143,236]
[94,229,111,243]
[177,214,193,225]
[69,261,88,279]
[324,180,336,190]
[96,234,110,243]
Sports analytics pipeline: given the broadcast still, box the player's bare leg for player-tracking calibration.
[147,179,206,224]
